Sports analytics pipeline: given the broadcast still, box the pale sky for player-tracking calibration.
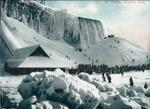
[46,1,150,51]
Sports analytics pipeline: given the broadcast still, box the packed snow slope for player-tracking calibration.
[85,37,150,67]
[1,0,104,49]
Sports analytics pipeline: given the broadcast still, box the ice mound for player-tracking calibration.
[78,72,117,92]
[18,69,100,109]
[0,87,22,108]
[18,95,69,109]
[118,85,137,97]
[118,85,150,108]
[131,97,150,109]
[78,72,92,83]
[101,94,141,109]
[145,88,150,97]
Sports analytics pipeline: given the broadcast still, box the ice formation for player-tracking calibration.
[1,0,104,49]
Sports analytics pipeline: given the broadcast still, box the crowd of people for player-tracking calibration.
[69,63,150,75]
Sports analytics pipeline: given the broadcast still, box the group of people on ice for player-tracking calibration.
[129,76,148,89]
[102,72,111,83]
[101,72,148,89]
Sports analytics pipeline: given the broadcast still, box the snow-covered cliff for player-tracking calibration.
[1,0,104,49]
[85,37,150,67]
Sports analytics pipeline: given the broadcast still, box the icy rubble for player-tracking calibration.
[18,69,100,109]
[18,95,69,109]
[17,69,146,109]
[118,85,150,108]
[118,85,138,97]
[0,87,22,108]
[145,88,150,97]
[78,72,117,92]
[101,94,141,109]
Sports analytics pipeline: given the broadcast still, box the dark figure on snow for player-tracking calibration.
[121,71,124,76]
[102,72,106,82]
[144,82,148,89]
[129,76,134,86]
[106,73,111,83]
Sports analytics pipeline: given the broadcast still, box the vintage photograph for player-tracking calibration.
[0,0,150,109]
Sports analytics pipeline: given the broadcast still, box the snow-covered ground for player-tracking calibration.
[0,70,150,109]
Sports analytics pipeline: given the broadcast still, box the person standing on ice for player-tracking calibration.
[129,76,134,86]
[144,82,148,89]
[106,73,111,83]
[121,71,124,76]
[120,67,124,76]
[102,72,106,82]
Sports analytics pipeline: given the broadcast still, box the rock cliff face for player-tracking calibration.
[1,0,104,49]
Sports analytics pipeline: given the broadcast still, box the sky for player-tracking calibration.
[46,1,150,51]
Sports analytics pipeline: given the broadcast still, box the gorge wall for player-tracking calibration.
[1,0,104,49]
